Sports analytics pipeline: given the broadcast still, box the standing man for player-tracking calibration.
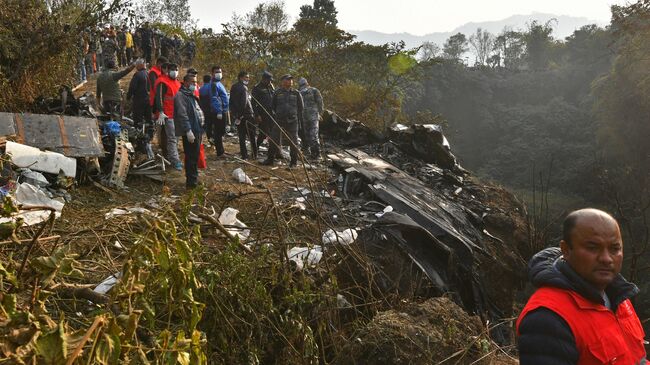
[116,26,127,67]
[126,59,154,159]
[230,71,257,160]
[140,22,153,65]
[125,27,134,64]
[96,60,135,118]
[297,78,324,160]
[148,56,168,104]
[199,75,215,145]
[517,208,646,364]
[153,63,182,170]
[174,73,204,189]
[262,74,303,168]
[252,71,275,150]
[101,34,118,67]
[209,65,229,157]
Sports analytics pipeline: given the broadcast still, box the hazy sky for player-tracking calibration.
[188,0,629,35]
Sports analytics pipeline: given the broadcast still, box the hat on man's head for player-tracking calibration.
[298,77,308,87]
[280,74,293,81]
[262,71,273,80]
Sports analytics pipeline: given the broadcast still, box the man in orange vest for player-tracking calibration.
[517,208,646,364]
[152,62,182,170]
[148,56,168,106]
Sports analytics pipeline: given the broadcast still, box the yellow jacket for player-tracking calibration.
[125,32,133,48]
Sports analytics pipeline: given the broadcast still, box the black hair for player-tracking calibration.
[211,65,222,73]
[183,73,196,82]
[562,212,580,247]
[168,63,178,70]
[238,71,249,79]
[187,68,198,75]
[157,56,169,65]
[203,75,211,83]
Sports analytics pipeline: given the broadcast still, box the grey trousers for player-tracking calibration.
[162,118,181,165]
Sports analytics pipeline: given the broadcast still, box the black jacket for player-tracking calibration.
[127,68,150,102]
[251,81,274,118]
[518,247,640,365]
[229,81,254,120]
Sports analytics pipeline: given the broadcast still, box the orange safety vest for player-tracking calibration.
[517,287,646,365]
[153,75,180,118]
[148,66,162,106]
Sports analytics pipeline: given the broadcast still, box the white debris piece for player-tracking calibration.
[93,272,122,295]
[19,169,50,188]
[0,182,65,226]
[375,205,394,218]
[104,207,154,220]
[322,228,358,245]
[288,246,323,270]
[337,294,352,308]
[218,207,250,241]
[6,141,77,178]
[232,168,253,185]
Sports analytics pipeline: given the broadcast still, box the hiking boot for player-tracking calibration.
[260,159,275,166]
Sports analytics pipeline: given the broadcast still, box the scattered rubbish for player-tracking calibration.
[0,182,66,226]
[288,246,323,270]
[104,130,132,188]
[18,169,49,188]
[218,207,250,241]
[454,187,463,195]
[291,197,307,211]
[374,205,393,218]
[6,141,77,178]
[389,124,458,170]
[336,294,352,308]
[232,168,253,185]
[93,272,122,295]
[322,228,358,245]
[104,207,154,220]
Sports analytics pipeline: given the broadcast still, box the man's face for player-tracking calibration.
[282,78,292,89]
[185,76,197,88]
[561,214,623,291]
[241,75,250,83]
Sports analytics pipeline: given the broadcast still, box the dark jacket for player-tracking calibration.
[229,81,254,120]
[198,83,212,117]
[272,88,304,124]
[126,68,150,102]
[173,86,204,136]
[518,247,641,365]
[251,81,274,118]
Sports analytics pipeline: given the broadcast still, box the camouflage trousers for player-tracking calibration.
[301,116,320,157]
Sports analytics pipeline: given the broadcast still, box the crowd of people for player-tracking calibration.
[96,53,324,189]
[79,22,196,84]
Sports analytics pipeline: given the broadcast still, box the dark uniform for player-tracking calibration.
[267,85,303,166]
[230,81,257,160]
[252,76,275,148]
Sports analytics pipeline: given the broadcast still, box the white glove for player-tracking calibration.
[156,112,167,126]
[216,113,223,120]
[186,130,196,144]
[235,118,241,126]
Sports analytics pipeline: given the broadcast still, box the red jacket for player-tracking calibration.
[153,75,181,118]
[517,286,646,365]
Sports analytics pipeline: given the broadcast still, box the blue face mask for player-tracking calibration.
[189,84,196,92]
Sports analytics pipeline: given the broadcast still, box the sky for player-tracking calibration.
[188,0,629,35]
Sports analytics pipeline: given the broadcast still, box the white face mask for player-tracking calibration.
[214,72,222,81]
[169,70,178,79]
[243,80,249,85]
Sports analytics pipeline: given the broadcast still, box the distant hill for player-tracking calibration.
[350,12,608,49]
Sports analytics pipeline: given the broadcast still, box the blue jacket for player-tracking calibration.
[209,78,229,114]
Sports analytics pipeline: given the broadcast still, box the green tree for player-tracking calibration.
[493,27,525,69]
[442,33,468,61]
[522,20,556,70]
[298,0,338,26]
[245,0,290,33]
